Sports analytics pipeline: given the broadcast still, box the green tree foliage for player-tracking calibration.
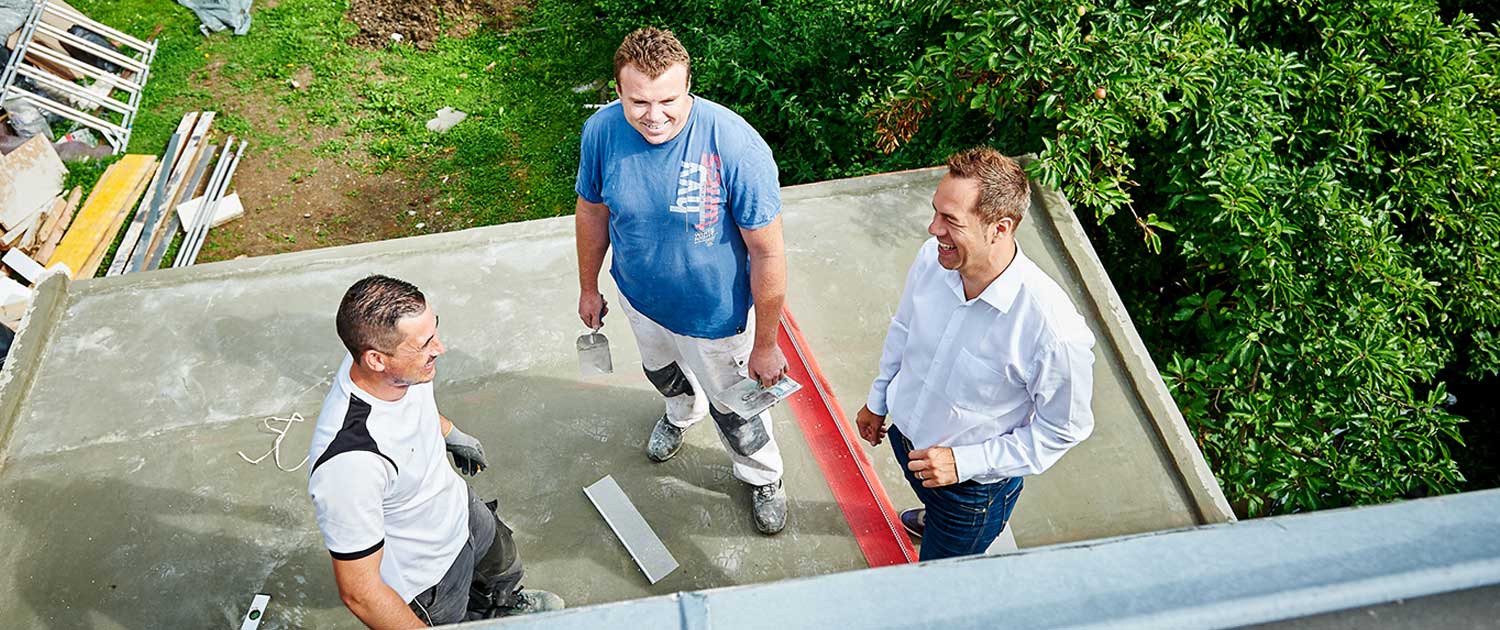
[590,0,991,182]
[877,0,1500,515]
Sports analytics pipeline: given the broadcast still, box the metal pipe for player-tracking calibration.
[178,139,245,268]
[171,140,234,268]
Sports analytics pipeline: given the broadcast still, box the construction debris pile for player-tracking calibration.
[1,0,157,157]
[0,1,252,337]
[0,110,247,331]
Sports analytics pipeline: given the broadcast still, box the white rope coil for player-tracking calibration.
[237,413,310,472]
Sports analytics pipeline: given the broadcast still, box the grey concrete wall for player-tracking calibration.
[0,272,69,469]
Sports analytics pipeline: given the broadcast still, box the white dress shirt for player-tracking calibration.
[867,238,1096,484]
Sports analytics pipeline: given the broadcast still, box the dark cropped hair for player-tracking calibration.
[335,275,426,359]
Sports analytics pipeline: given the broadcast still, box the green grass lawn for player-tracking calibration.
[71,0,611,231]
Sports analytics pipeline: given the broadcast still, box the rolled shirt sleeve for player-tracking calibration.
[951,336,1096,482]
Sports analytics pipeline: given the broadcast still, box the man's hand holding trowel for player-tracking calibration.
[577,291,613,376]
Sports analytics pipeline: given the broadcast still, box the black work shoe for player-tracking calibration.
[646,414,685,462]
[900,507,924,539]
[752,479,788,535]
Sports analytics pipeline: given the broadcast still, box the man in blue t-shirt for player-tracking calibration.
[574,28,789,534]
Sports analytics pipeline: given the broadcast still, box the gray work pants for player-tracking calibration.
[407,484,523,625]
[619,293,784,486]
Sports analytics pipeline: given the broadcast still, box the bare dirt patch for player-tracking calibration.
[346,0,528,51]
[182,65,446,263]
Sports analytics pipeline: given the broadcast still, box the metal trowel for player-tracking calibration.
[577,328,613,376]
[717,375,802,418]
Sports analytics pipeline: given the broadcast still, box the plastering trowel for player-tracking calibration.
[717,375,802,418]
[577,328,613,376]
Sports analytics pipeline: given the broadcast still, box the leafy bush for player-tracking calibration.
[589,0,988,182]
[877,0,1500,515]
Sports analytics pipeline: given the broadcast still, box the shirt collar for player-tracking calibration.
[942,243,1031,313]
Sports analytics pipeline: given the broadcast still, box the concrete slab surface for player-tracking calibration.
[0,167,1227,627]
[779,166,1230,546]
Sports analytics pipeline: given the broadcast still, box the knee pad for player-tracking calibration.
[643,362,694,398]
[709,405,770,457]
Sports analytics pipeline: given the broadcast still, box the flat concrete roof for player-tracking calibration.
[0,167,1229,627]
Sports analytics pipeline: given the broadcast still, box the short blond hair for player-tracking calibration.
[614,28,691,82]
[946,147,1030,225]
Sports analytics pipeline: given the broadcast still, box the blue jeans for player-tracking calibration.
[890,425,1023,561]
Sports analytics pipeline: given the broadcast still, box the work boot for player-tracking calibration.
[494,588,565,617]
[751,479,788,535]
[900,507,925,539]
[646,414,684,462]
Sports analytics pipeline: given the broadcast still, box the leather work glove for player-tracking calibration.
[444,425,488,476]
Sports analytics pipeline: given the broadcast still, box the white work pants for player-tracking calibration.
[619,295,784,486]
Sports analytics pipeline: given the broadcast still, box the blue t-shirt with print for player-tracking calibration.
[575,96,781,339]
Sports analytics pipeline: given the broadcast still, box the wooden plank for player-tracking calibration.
[108,115,193,276]
[154,144,218,269]
[175,192,243,231]
[33,186,81,264]
[18,205,45,250]
[0,136,67,230]
[44,155,154,277]
[130,112,213,272]
[84,158,154,277]
[22,194,66,255]
[0,209,41,249]
[176,139,243,267]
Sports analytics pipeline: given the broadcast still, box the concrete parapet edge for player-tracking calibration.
[474,489,1500,630]
[70,215,576,299]
[0,272,70,470]
[1019,155,1236,524]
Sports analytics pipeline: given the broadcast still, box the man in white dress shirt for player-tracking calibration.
[856,147,1096,560]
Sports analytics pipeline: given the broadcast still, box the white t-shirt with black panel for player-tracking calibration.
[306,354,468,602]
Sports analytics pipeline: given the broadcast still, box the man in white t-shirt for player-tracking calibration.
[308,275,562,627]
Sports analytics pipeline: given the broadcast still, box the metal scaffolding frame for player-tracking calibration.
[0,0,157,154]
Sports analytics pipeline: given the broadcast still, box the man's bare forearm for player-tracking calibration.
[575,198,611,293]
[750,278,784,350]
[345,585,424,629]
[743,217,787,349]
[333,552,425,629]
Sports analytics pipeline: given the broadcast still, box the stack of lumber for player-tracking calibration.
[0,111,246,331]
[108,110,246,275]
[44,153,155,277]
[0,135,82,330]
[0,136,69,253]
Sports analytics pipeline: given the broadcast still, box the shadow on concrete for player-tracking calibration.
[2,339,873,624]
[439,371,871,604]
[3,476,341,629]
